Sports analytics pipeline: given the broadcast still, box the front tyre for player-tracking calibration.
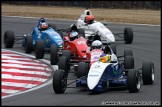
[35,40,44,59]
[77,62,88,78]
[127,69,141,93]
[124,27,133,44]
[4,30,15,48]
[25,36,33,53]
[53,69,67,94]
[142,62,155,85]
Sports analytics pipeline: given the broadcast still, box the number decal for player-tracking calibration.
[77,41,86,44]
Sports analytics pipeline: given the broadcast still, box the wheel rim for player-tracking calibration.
[136,73,141,89]
[151,67,155,81]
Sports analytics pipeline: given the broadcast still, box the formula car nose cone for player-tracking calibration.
[87,62,109,90]
[87,76,98,90]
[106,34,115,43]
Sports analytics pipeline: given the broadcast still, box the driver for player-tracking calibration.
[37,17,46,27]
[85,15,95,24]
[91,40,103,50]
[99,53,111,63]
[69,31,79,41]
[39,22,49,31]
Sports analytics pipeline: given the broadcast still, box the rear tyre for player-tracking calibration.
[124,49,133,59]
[142,62,155,85]
[50,44,58,65]
[25,36,33,53]
[124,27,133,44]
[53,69,67,94]
[4,30,15,48]
[35,40,44,59]
[77,62,88,78]
[124,56,134,69]
[127,69,141,93]
[48,23,57,31]
[78,28,85,38]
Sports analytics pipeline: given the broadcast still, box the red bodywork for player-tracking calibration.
[63,33,104,65]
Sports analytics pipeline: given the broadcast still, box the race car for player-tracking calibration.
[50,25,116,69]
[77,10,133,44]
[3,18,63,59]
[52,49,155,94]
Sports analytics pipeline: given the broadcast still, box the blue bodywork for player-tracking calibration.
[22,27,63,48]
[76,62,128,92]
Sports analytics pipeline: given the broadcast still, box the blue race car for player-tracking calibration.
[52,49,155,94]
[4,18,63,59]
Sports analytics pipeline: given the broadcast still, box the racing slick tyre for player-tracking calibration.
[58,56,70,73]
[25,36,33,53]
[35,40,44,59]
[78,28,85,38]
[77,62,88,78]
[124,49,133,59]
[93,35,101,41]
[142,62,155,85]
[50,44,58,65]
[62,50,71,61]
[53,69,67,94]
[124,56,134,69]
[124,27,133,44]
[127,69,141,93]
[48,23,57,31]
[4,30,15,48]
[109,44,116,55]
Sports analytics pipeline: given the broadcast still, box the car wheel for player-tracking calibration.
[53,69,67,94]
[127,69,141,93]
[77,62,88,78]
[25,36,33,53]
[4,30,15,48]
[48,23,57,31]
[124,27,133,44]
[58,56,70,73]
[124,49,133,59]
[78,28,85,38]
[142,62,155,85]
[109,44,116,55]
[124,56,134,69]
[35,40,44,59]
[50,44,58,65]
[62,50,71,61]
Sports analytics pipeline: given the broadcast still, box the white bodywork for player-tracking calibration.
[77,10,115,44]
[87,53,117,90]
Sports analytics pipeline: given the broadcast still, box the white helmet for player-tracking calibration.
[70,31,78,41]
[91,40,103,49]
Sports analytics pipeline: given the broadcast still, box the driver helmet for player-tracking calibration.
[91,40,103,50]
[85,15,94,24]
[40,22,48,30]
[39,17,46,23]
[69,31,78,41]
[99,53,111,63]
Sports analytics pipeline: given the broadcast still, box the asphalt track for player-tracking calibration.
[1,16,161,106]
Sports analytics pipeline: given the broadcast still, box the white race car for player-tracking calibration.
[77,10,133,44]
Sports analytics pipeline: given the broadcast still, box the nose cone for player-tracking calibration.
[87,76,98,90]
[106,34,115,43]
